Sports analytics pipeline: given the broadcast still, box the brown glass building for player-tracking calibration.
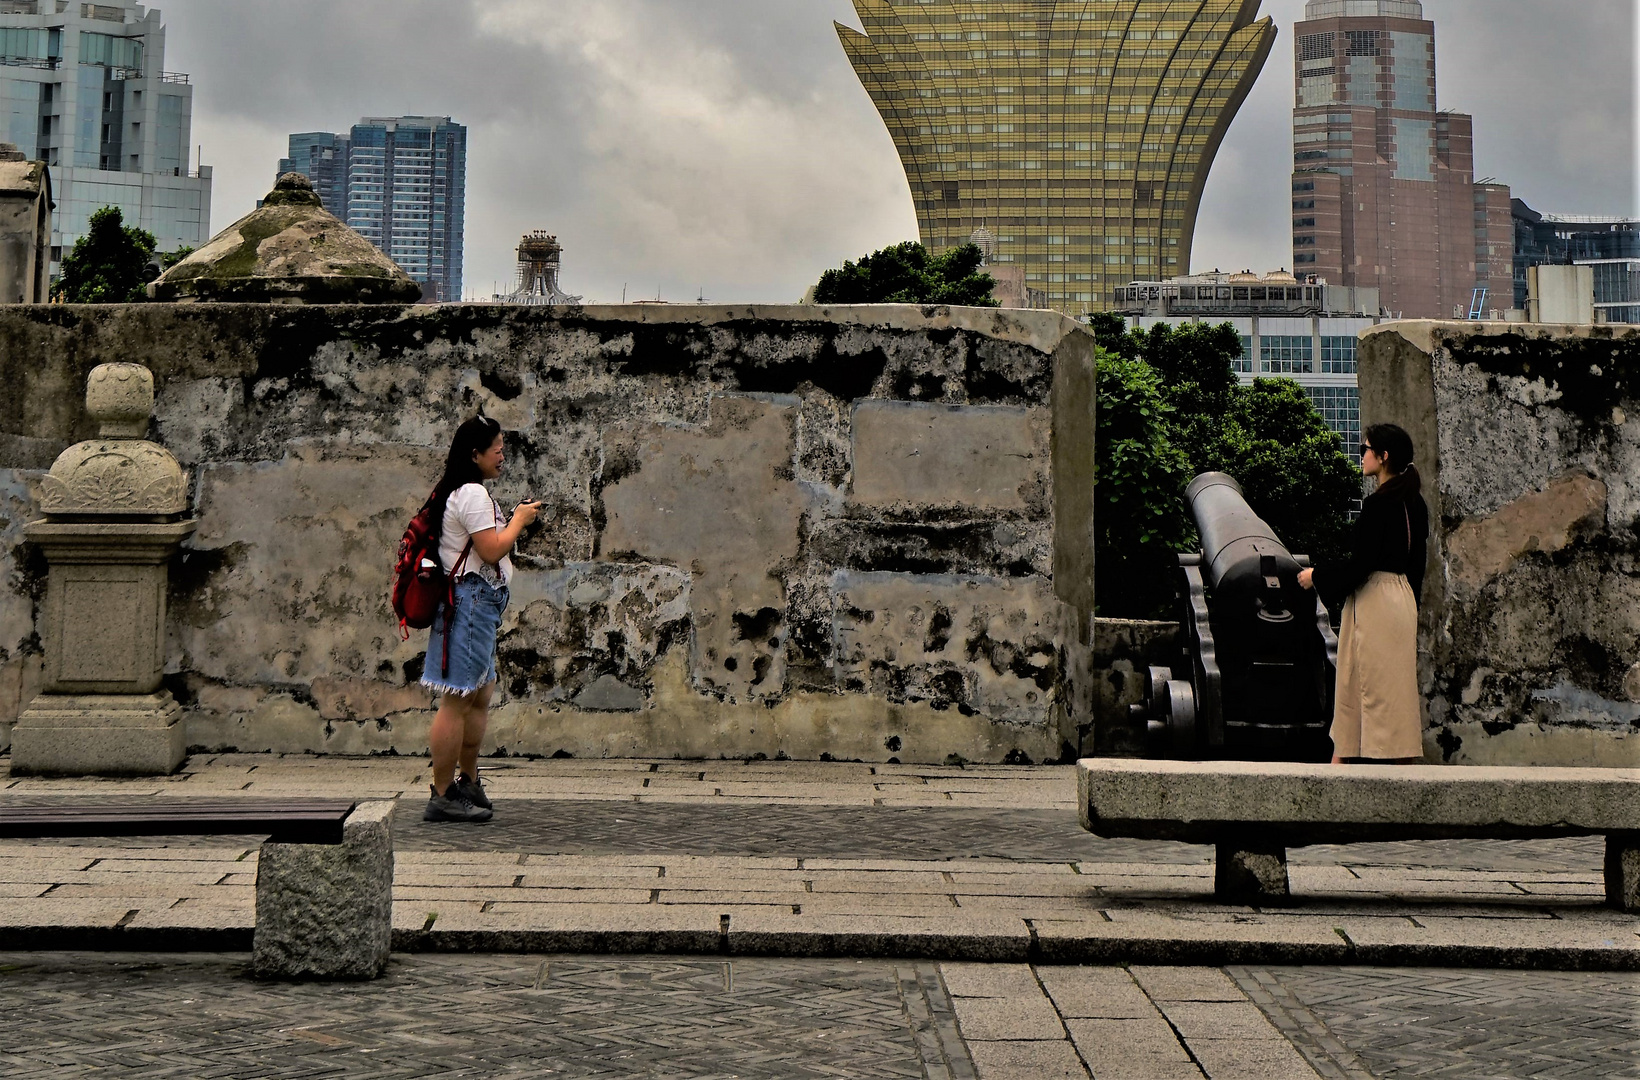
[1291,0,1512,318]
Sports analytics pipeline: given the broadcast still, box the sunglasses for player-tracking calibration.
[1359,444,1376,457]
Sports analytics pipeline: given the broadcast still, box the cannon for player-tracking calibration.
[1134,472,1338,761]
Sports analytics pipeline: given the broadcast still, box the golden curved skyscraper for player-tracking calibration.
[838,1,1275,314]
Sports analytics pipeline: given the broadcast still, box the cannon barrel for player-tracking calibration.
[1185,472,1294,591]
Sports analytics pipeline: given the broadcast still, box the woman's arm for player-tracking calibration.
[465,501,540,565]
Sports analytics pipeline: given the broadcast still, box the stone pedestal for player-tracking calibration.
[254,801,396,980]
[9,363,195,777]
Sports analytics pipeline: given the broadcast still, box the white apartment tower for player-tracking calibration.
[0,0,210,274]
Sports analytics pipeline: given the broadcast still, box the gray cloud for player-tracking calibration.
[157,0,1633,300]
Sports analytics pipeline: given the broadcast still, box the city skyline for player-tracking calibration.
[147,1,1636,303]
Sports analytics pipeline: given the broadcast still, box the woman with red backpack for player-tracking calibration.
[409,416,539,823]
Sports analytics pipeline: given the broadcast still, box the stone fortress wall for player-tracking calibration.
[0,303,1099,764]
[1360,321,1640,768]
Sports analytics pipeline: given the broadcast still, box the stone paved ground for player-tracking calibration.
[2,755,1639,1076]
[1,952,1634,1079]
[2,755,1631,967]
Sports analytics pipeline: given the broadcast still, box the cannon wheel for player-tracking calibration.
[1178,561,1225,750]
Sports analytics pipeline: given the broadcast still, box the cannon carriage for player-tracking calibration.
[1134,472,1337,761]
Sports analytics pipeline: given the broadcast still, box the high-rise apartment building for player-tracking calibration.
[0,0,210,275]
[1513,201,1640,323]
[278,131,348,219]
[276,116,466,302]
[838,1,1274,315]
[1290,0,1511,318]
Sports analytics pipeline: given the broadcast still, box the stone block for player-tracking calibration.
[849,400,1044,511]
[1128,966,1246,1003]
[10,692,185,776]
[951,993,1065,1041]
[832,571,1060,724]
[1034,966,1156,1019]
[1215,843,1289,904]
[1079,759,1640,842]
[253,800,394,980]
[966,1039,1086,1079]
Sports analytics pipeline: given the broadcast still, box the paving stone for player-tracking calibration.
[728,911,1031,961]
[1131,967,1248,1003]
[1185,1037,1321,1080]
[952,993,1066,1041]
[966,1039,1086,1079]
[1035,966,1158,1019]
[939,962,1044,999]
[1158,1001,1286,1043]
[1064,1016,1192,1060]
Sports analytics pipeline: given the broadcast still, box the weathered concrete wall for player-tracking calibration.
[0,303,1097,764]
[1360,321,1640,767]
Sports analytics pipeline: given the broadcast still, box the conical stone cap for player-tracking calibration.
[148,173,423,304]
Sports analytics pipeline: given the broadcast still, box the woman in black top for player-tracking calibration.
[1298,423,1430,764]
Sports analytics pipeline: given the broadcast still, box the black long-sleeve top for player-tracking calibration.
[1311,486,1430,609]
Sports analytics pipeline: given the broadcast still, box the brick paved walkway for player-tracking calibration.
[2,952,1634,1079]
[1,755,1634,968]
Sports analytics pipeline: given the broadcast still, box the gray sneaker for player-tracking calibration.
[457,772,492,811]
[423,782,493,823]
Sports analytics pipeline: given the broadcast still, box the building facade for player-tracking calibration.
[1512,201,1640,323]
[1115,270,1383,453]
[276,116,466,302]
[0,0,209,276]
[837,0,1275,316]
[1290,0,1511,319]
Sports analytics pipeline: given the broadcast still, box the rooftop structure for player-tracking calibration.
[837,0,1275,315]
[0,0,210,276]
[494,231,581,306]
[1290,0,1511,318]
[1116,269,1385,454]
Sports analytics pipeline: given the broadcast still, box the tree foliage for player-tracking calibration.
[52,206,187,304]
[812,241,999,307]
[1092,318,1361,618]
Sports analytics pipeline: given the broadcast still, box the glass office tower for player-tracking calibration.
[837,0,1275,314]
[278,116,466,302]
[0,0,210,276]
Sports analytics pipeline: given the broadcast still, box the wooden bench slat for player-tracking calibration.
[0,798,360,843]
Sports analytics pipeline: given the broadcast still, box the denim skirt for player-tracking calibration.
[421,574,510,696]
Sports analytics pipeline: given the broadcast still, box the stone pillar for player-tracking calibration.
[0,142,50,305]
[10,363,196,776]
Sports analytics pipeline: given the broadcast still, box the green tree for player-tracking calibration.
[812,241,999,307]
[1094,349,1193,618]
[1092,318,1360,617]
[53,206,159,303]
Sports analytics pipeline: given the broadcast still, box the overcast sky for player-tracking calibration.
[156,0,1636,303]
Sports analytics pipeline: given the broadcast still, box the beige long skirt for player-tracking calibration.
[1331,571,1423,760]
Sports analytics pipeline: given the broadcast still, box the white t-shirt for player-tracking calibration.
[439,483,512,586]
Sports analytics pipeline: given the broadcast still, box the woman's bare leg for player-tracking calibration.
[430,693,474,793]
[457,681,495,782]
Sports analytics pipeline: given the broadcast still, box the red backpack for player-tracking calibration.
[391,493,470,640]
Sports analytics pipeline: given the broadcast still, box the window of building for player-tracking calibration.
[1261,335,1313,374]
[1235,335,1254,374]
[1320,336,1357,373]
[1305,385,1361,453]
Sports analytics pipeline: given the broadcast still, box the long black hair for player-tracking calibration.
[1365,422,1421,501]
[428,415,502,521]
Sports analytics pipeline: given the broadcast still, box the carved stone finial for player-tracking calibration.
[85,362,154,438]
[39,363,187,518]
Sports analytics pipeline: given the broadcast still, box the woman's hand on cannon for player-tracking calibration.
[1297,568,1315,591]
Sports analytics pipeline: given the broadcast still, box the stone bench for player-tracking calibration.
[0,798,394,978]
[1077,759,1640,910]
